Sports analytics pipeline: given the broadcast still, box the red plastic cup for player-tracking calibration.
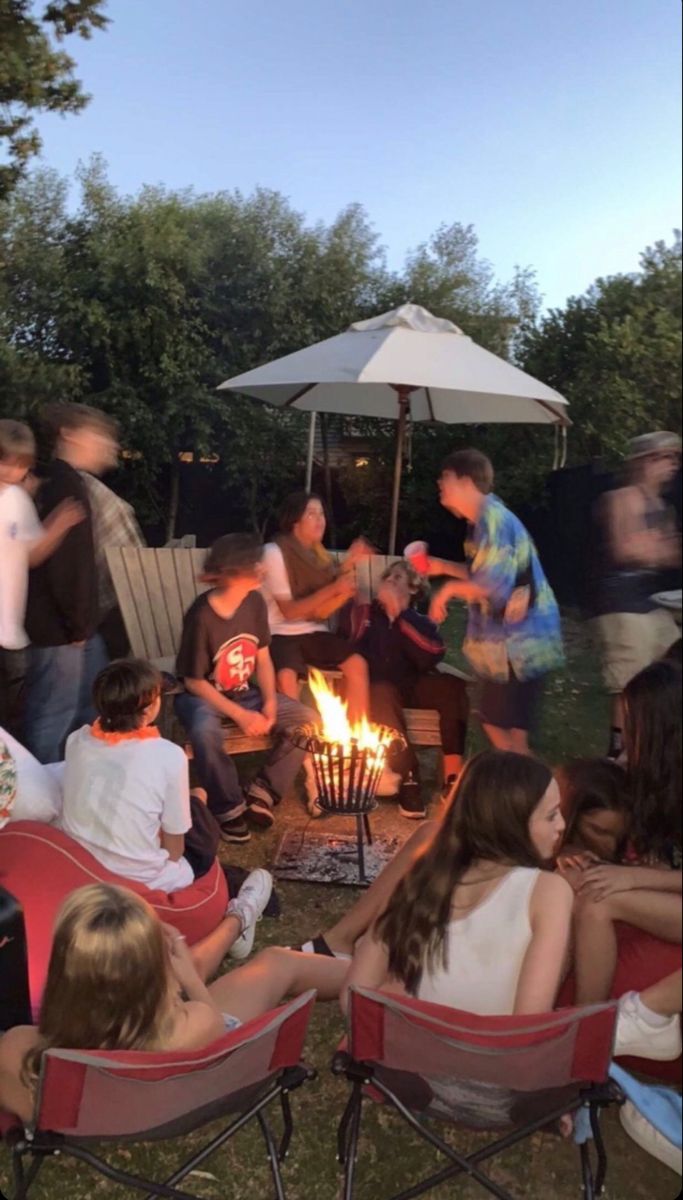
[404,540,430,575]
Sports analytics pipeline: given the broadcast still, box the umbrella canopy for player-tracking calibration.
[218,305,570,550]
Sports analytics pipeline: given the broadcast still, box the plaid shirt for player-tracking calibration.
[81,474,145,619]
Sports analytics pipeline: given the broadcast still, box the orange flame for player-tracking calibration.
[307,669,389,759]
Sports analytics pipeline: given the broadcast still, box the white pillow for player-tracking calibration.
[0,727,63,826]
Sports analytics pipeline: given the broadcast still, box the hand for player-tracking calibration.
[578,864,637,902]
[235,708,273,738]
[556,849,602,873]
[44,498,85,535]
[161,924,197,990]
[346,537,374,563]
[428,585,455,625]
[261,699,277,731]
[334,572,357,601]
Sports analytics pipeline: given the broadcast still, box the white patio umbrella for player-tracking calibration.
[218,304,570,552]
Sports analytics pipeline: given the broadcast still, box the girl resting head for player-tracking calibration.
[556,757,629,862]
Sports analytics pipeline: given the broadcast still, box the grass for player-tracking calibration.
[1,612,679,1200]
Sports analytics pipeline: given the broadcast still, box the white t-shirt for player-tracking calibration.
[60,727,194,893]
[261,542,327,637]
[0,484,42,650]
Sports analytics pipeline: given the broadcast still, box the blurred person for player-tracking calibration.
[428,449,564,754]
[23,404,118,763]
[589,431,681,758]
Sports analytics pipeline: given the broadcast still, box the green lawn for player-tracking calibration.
[1,613,679,1200]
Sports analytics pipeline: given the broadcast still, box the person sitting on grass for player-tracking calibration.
[571,659,682,1003]
[351,560,469,820]
[59,657,273,968]
[175,533,317,843]
[0,882,336,1126]
[261,492,371,721]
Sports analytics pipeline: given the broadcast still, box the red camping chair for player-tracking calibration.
[333,987,622,1200]
[0,991,316,1200]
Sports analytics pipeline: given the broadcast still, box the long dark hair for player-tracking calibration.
[558,758,629,852]
[623,660,682,859]
[376,751,553,995]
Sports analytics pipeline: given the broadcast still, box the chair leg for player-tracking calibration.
[258,1111,287,1200]
[337,1086,358,1166]
[342,1083,363,1200]
[279,1089,294,1162]
[580,1141,595,1200]
[589,1103,608,1195]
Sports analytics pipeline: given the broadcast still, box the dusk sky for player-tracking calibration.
[35,0,682,310]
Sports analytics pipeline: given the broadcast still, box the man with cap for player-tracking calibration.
[590,431,681,756]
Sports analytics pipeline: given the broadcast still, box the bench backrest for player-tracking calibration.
[106,546,401,667]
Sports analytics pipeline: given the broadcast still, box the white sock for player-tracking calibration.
[227,897,253,936]
[633,992,672,1028]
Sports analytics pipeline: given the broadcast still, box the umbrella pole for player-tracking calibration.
[305,412,317,490]
[388,389,410,555]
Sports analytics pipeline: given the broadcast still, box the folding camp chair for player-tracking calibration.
[333,986,622,1200]
[0,991,316,1200]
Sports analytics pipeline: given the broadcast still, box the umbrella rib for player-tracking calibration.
[533,397,570,425]
[425,387,435,421]
[282,383,317,408]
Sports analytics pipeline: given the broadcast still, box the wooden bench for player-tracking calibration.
[106,546,470,758]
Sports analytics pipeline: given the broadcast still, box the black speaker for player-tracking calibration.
[0,886,32,1030]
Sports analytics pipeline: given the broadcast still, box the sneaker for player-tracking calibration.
[227,868,274,961]
[398,778,427,820]
[218,815,251,844]
[615,995,682,1061]
[245,796,275,829]
[619,1101,682,1175]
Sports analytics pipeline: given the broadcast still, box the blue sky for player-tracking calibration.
[35,0,681,310]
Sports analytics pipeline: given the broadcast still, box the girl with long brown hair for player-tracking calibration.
[346,750,573,1014]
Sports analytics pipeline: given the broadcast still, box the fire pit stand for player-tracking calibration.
[292,724,403,884]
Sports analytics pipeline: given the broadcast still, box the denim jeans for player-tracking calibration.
[175,687,317,821]
[22,634,109,764]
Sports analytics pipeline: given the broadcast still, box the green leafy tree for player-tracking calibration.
[0,0,108,197]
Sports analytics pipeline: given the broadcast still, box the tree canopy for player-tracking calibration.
[0,159,680,546]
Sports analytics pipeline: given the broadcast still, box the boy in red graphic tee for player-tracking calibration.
[175,534,317,843]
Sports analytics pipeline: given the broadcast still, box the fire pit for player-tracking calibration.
[292,670,404,883]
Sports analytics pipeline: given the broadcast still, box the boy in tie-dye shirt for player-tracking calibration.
[428,449,564,753]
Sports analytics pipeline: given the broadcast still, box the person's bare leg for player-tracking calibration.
[190,915,243,982]
[319,820,438,955]
[341,653,370,722]
[638,969,683,1019]
[207,947,348,1021]
[575,890,682,1004]
[277,668,300,700]
[482,723,515,751]
[508,728,530,755]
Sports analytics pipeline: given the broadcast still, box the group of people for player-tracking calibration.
[0,401,681,1174]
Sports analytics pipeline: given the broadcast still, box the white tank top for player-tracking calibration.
[417,867,541,1015]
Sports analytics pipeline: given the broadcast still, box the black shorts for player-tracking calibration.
[270,632,354,678]
[478,674,544,732]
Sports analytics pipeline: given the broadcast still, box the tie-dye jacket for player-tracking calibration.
[462,495,564,683]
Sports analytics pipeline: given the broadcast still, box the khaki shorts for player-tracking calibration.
[590,609,680,693]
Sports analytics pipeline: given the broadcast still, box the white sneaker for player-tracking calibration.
[615,995,682,1061]
[620,1101,682,1175]
[227,869,273,961]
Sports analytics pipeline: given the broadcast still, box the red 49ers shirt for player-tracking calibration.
[176,590,271,695]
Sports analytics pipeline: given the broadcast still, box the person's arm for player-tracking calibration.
[394,609,446,672]
[27,499,85,567]
[263,543,354,620]
[512,872,573,1014]
[159,744,192,861]
[426,557,469,580]
[578,863,682,901]
[184,676,261,730]
[162,928,226,1049]
[428,578,488,623]
[340,925,393,1015]
[160,831,185,861]
[255,646,278,729]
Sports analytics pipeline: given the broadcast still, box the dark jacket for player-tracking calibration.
[25,460,98,646]
[354,601,445,690]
